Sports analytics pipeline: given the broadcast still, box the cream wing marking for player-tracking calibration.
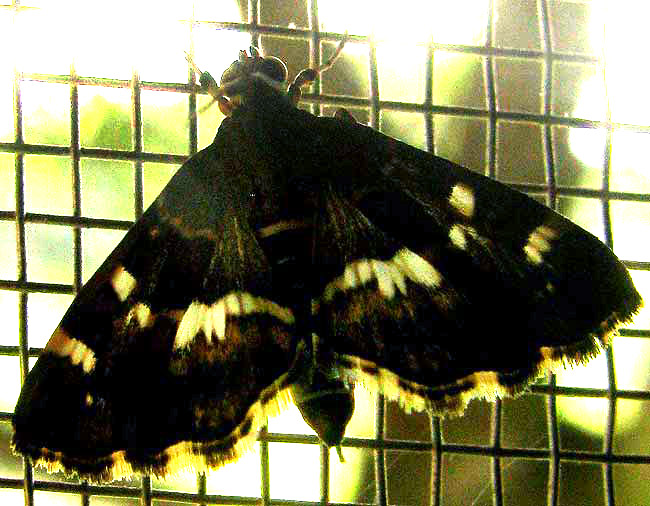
[448,223,481,251]
[125,303,153,328]
[448,224,467,250]
[322,247,442,302]
[448,184,475,218]
[44,328,97,374]
[174,291,295,349]
[111,265,137,302]
[524,225,557,265]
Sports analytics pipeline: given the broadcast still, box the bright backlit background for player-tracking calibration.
[0,0,649,505]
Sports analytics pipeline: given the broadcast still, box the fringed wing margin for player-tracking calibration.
[309,118,642,416]
[12,149,300,482]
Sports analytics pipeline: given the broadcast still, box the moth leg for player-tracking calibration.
[287,33,348,107]
[333,107,357,123]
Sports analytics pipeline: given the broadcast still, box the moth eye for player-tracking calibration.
[219,61,242,86]
[259,56,288,83]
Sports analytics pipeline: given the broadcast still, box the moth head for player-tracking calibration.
[219,46,288,92]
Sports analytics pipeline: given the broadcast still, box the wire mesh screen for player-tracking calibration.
[1,0,649,505]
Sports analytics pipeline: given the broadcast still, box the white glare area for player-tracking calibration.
[568,77,607,169]
[16,2,180,78]
[0,12,15,141]
[553,355,610,436]
[594,2,650,126]
[554,343,644,436]
[265,403,324,500]
[376,43,426,103]
[1,489,23,506]
[610,130,650,194]
[562,2,650,436]
[269,443,321,501]
[319,0,487,44]
[26,294,74,349]
[0,356,21,413]
[553,320,646,437]
[319,1,487,129]
[2,489,86,506]
[570,2,650,174]
[204,448,262,496]
[0,291,19,347]
[13,1,245,81]
[192,28,251,86]
[33,492,78,506]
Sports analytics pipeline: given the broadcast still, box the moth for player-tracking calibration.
[12,38,642,483]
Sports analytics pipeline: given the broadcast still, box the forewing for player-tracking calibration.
[12,148,298,482]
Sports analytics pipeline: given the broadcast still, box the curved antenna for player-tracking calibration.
[287,32,349,106]
[317,32,348,73]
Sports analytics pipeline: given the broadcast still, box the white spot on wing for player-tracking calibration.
[357,261,372,284]
[524,225,557,265]
[70,340,95,373]
[70,342,85,366]
[240,292,255,314]
[224,293,241,316]
[343,264,359,289]
[213,299,226,341]
[393,249,441,288]
[173,292,294,349]
[176,302,204,349]
[134,303,152,328]
[449,184,475,218]
[523,245,543,264]
[371,260,395,298]
[448,224,466,250]
[320,248,442,303]
[387,262,407,295]
[201,305,214,344]
[111,265,136,302]
[44,328,97,373]
[448,224,480,251]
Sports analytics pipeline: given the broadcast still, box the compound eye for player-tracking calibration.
[259,56,288,84]
[219,61,242,86]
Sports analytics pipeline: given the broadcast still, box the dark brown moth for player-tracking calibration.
[12,38,642,483]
